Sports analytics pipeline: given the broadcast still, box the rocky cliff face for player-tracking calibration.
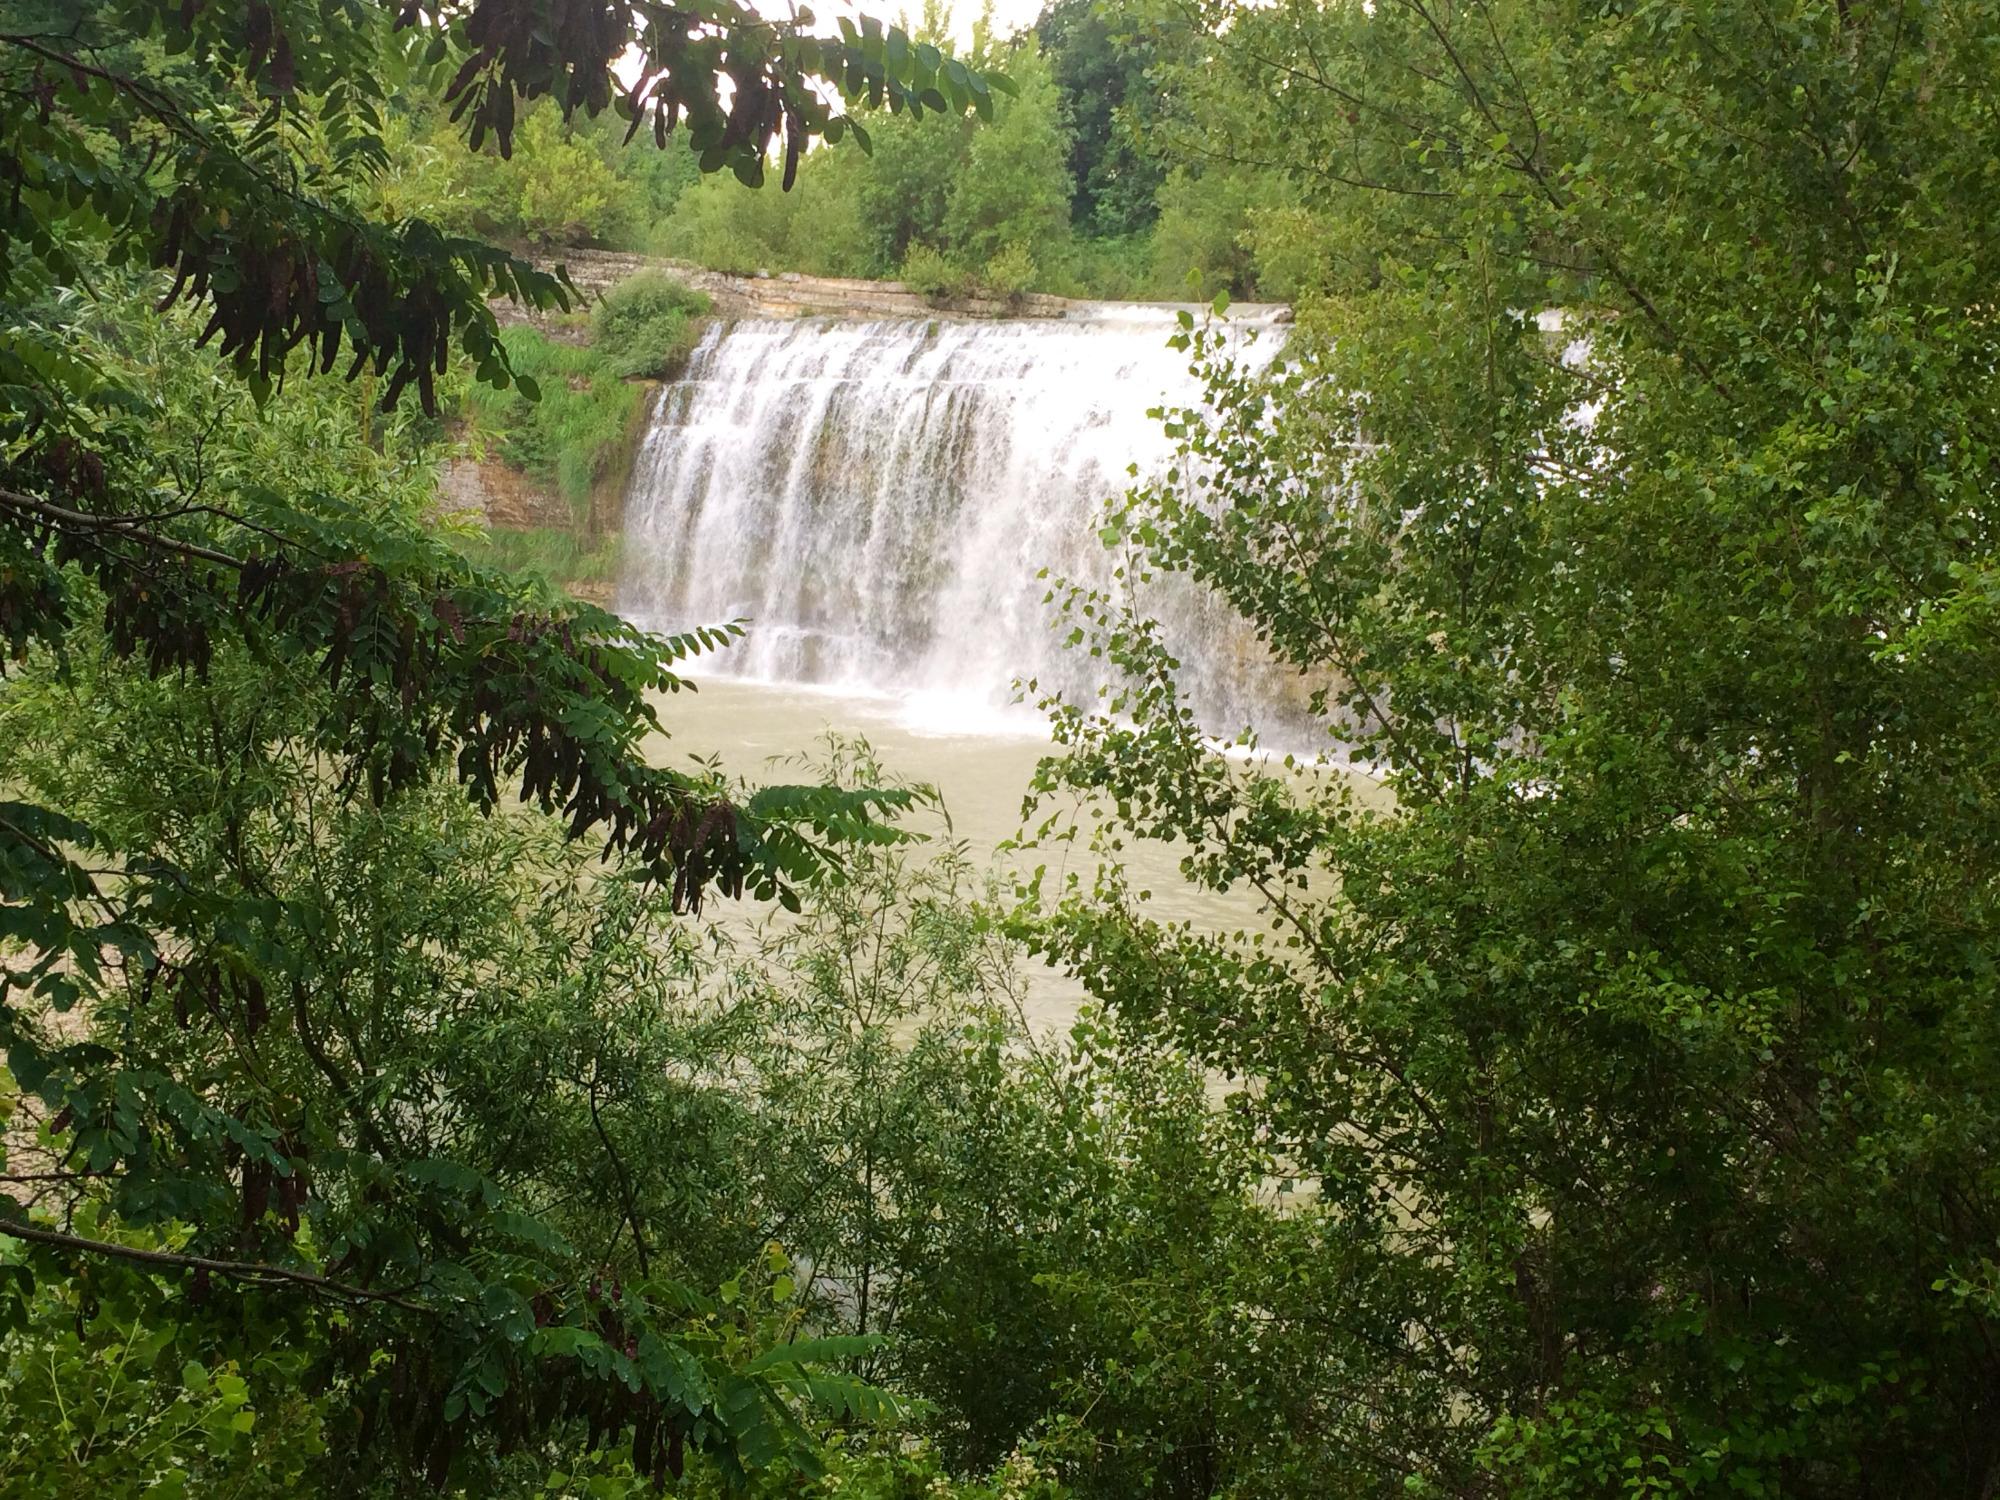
[436,439,625,606]
[438,448,574,532]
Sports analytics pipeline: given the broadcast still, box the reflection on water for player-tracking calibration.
[646,676,1384,1031]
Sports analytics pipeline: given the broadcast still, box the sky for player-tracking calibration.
[831,0,1046,48]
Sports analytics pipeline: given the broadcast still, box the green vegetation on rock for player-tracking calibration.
[450,272,712,598]
[592,273,714,381]
[461,329,647,513]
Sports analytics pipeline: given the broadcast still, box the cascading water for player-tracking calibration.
[617,306,1303,738]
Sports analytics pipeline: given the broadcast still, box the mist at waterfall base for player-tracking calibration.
[618,306,1311,745]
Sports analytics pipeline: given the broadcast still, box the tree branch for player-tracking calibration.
[0,1216,434,1312]
[0,486,245,569]
[588,1066,652,1278]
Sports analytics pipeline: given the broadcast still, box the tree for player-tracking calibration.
[0,0,1005,1484]
[943,40,1074,274]
[1027,0,2000,1493]
[659,146,882,278]
[1034,0,1165,239]
[1147,163,1295,300]
[655,17,1075,291]
[472,101,622,246]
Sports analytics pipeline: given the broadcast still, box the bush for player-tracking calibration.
[591,270,713,380]
[899,242,973,303]
[980,242,1039,301]
[940,41,1072,269]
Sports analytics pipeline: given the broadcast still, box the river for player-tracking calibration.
[649,674,1388,1032]
[647,675,1110,1030]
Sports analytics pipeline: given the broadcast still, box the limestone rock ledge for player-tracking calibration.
[493,248,1289,334]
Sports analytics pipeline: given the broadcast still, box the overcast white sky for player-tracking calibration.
[838,0,1047,47]
[615,0,1044,112]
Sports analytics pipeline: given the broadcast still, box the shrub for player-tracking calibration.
[590,270,713,380]
[899,242,973,303]
[980,242,1039,301]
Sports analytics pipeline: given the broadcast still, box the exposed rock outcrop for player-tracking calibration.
[494,248,1289,328]
[437,449,575,531]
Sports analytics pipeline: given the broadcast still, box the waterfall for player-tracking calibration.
[617,307,1302,739]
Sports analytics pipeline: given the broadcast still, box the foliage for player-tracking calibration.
[0,310,927,1484]
[1147,167,1297,303]
[638,742,1355,1499]
[381,97,707,252]
[1035,0,1166,238]
[622,0,1308,301]
[4,694,1357,1494]
[400,0,1319,304]
[941,44,1073,271]
[346,0,1316,302]
[652,32,1088,296]
[1024,0,2000,1493]
[0,1196,333,1500]
[482,104,624,247]
[654,163,873,277]
[461,325,647,510]
[0,0,1004,1477]
[592,272,714,381]
[506,1431,1073,1500]
[898,243,975,302]
[981,243,1040,302]
[1028,233,1142,302]
[783,1437,1071,1500]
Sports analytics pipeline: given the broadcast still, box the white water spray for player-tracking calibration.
[617,308,1303,739]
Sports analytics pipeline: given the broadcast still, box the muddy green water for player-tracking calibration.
[646,677,1386,1031]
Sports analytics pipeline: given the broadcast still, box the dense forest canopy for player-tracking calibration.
[375,0,1302,301]
[6,0,2000,1497]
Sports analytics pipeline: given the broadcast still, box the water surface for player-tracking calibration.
[651,676,1383,1030]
